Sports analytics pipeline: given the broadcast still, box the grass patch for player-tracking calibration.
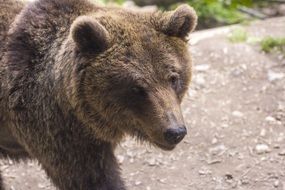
[260,37,285,53]
[228,27,248,43]
[228,28,285,55]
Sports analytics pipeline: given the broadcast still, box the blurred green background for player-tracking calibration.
[96,0,285,29]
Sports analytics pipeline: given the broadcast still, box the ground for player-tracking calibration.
[1,17,285,190]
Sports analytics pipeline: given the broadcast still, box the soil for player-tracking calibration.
[1,17,285,190]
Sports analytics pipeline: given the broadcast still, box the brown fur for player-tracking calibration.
[0,0,197,189]
[0,171,2,190]
[0,0,24,57]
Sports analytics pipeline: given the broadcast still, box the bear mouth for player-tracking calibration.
[132,128,176,151]
[153,141,176,151]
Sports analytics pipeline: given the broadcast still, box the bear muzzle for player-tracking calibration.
[164,125,187,145]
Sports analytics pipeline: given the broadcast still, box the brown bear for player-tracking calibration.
[0,0,197,189]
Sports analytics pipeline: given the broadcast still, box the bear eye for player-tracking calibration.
[131,86,147,97]
[169,75,180,90]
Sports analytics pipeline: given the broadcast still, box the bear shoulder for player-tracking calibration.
[0,0,24,58]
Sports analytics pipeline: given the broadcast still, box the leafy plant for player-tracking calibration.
[228,27,248,43]
[260,37,285,53]
[186,0,252,28]
[93,0,265,29]
[92,0,125,5]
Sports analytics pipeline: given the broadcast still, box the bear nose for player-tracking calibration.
[164,126,187,145]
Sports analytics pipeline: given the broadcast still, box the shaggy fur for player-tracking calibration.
[0,171,3,190]
[0,0,197,189]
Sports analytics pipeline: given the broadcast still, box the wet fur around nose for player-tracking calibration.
[0,0,197,189]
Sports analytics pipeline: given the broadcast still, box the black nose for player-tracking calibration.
[164,126,187,145]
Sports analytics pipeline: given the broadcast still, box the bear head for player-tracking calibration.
[64,4,197,150]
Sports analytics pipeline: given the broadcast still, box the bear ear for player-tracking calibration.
[71,16,110,53]
[160,4,197,38]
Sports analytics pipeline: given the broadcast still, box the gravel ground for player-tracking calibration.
[1,17,285,190]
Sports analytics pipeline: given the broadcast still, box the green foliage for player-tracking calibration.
[187,0,251,28]
[94,0,258,29]
[93,0,124,5]
[227,0,252,8]
[228,27,248,43]
[260,37,285,53]
[228,28,285,54]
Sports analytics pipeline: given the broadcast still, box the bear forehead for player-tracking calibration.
[90,9,164,39]
[87,8,189,55]
[85,9,190,80]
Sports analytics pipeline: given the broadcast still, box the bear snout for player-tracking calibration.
[163,125,187,145]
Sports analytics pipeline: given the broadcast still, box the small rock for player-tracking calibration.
[158,178,167,184]
[277,134,284,142]
[37,183,47,189]
[221,123,230,128]
[129,158,134,163]
[198,167,212,175]
[231,68,243,77]
[135,181,142,186]
[260,129,266,137]
[225,173,234,181]
[209,144,226,156]
[232,111,244,117]
[146,158,157,166]
[274,180,279,188]
[267,70,284,82]
[211,138,218,144]
[265,116,276,122]
[255,144,271,154]
[207,159,222,165]
[278,149,285,156]
[193,74,206,88]
[223,47,228,54]
[194,64,210,72]
[117,155,125,164]
[240,177,250,185]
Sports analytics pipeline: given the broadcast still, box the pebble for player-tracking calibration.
[209,144,226,156]
[211,138,218,144]
[267,70,284,82]
[273,144,281,149]
[146,158,157,166]
[198,167,212,175]
[274,180,279,188]
[225,173,234,181]
[207,159,222,165]
[194,64,210,72]
[135,181,142,186]
[193,74,206,88]
[265,116,276,122]
[255,144,271,154]
[278,149,285,156]
[158,178,167,183]
[37,183,47,189]
[231,68,243,77]
[232,111,244,117]
[260,129,266,137]
[117,155,125,164]
[223,47,228,54]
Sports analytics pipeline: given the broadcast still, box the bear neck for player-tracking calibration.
[6,0,95,75]
[5,0,124,144]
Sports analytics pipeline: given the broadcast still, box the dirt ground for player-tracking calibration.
[1,17,285,190]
